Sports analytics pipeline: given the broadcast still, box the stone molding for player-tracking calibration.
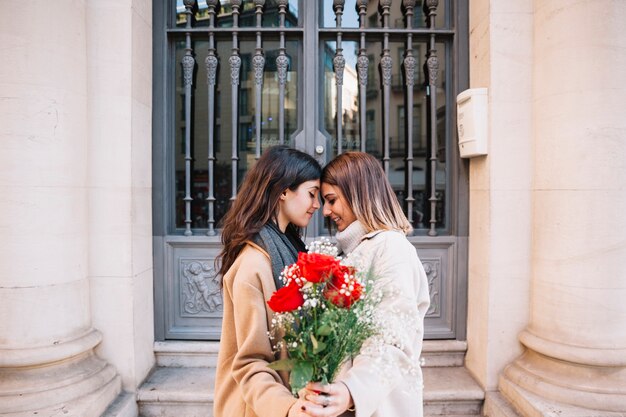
[501,349,626,413]
[0,350,119,413]
[0,329,102,368]
[520,329,626,367]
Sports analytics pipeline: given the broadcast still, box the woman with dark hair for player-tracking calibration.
[214,146,322,417]
[302,152,430,417]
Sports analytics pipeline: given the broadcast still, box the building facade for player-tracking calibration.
[0,0,625,416]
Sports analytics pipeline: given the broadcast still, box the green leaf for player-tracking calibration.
[310,333,318,350]
[316,323,333,336]
[313,340,326,354]
[268,359,296,372]
[289,361,314,393]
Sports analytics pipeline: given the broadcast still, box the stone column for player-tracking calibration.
[0,2,120,415]
[500,0,626,414]
[465,0,533,391]
[86,0,155,392]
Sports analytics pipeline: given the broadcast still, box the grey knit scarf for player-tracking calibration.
[253,222,305,290]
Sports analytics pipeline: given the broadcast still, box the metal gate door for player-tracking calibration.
[153,0,469,341]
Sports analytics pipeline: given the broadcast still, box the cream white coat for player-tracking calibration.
[339,230,430,417]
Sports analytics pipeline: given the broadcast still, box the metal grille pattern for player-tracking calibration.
[403,0,417,227]
[171,0,447,236]
[333,0,346,154]
[356,0,368,152]
[204,0,219,236]
[181,0,196,236]
[424,0,440,236]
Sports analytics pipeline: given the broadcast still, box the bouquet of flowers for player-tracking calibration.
[266,239,380,394]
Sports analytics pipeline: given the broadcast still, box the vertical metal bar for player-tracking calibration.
[276,0,289,145]
[182,0,196,236]
[301,4,320,155]
[205,0,219,236]
[403,0,417,227]
[253,0,266,159]
[229,0,242,202]
[333,0,345,155]
[425,0,440,236]
[379,0,392,174]
[301,1,322,236]
[356,0,368,152]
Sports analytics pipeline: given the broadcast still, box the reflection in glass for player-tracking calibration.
[320,0,445,29]
[175,0,300,28]
[322,41,361,155]
[174,39,300,230]
[322,38,448,231]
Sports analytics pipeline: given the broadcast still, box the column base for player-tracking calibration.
[0,330,121,416]
[1,372,121,417]
[499,375,626,417]
[499,349,626,416]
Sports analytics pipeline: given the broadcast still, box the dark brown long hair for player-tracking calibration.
[217,146,321,278]
[321,152,411,234]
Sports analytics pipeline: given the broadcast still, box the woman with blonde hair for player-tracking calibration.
[301,152,430,417]
[214,146,322,417]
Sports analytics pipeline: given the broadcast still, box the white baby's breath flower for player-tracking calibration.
[306,237,339,257]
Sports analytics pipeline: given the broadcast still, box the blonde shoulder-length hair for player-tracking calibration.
[321,152,412,235]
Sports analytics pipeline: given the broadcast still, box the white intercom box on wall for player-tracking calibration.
[456,88,488,158]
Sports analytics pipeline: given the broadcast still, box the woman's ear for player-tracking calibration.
[280,190,288,200]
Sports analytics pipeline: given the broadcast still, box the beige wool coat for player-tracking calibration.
[213,241,297,417]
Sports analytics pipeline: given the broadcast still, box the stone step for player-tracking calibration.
[154,341,219,368]
[422,340,467,368]
[138,367,214,417]
[138,364,483,417]
[102,391,139,417]
[154,340,467,368]
[423,366,485,416]
[483,391,522,417]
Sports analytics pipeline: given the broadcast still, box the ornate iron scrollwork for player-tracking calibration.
[333,54,346,87]
[380,54,393,86]
[276,54,289,86]
[252,54,265,86]
[205,54,218,86]
[357,55,369,87]
[229,55,241,86]
[427,54,439,85]
[404,55,416,87]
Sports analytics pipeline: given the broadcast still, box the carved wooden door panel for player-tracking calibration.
[153,0,469,341]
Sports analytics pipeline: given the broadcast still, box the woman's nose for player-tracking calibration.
[322,203,331,217]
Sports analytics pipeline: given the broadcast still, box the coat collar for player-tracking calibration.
[361,230,385,241]
[244,240,271,260]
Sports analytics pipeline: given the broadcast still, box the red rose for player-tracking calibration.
[323,264,363,308]
[267,281,305,313]
[296,252,340,283]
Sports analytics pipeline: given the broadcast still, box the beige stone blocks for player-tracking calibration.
[86,0,155,393]
[466,0,534,392]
